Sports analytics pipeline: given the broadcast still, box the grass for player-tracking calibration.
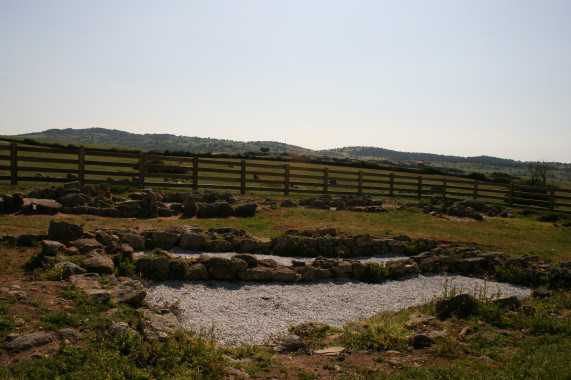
[1,198,570,261]
[3,284,228,379]
[1,178,570,378]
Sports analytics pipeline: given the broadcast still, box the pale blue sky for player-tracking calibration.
[1,0,570,162]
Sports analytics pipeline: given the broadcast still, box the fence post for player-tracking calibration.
[240,160,246,195]
[78,147,85,187]
[323,167,329,193]
[417,176,422,199]
[192,157,199,191]
[442,177,447,198]
[10,143,17,185]
[549,187,555,211]
[284,164,290,195]
[389,173,394,196]
[138,152,146,188]
[358,171,363,196]
[473,181,479,199]
[508,184,514,206]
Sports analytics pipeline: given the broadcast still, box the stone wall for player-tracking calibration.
[4,221,570,289]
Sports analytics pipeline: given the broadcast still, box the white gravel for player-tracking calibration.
[145,273,532,346]
[168,249,409,265]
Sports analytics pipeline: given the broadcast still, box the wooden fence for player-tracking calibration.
[1,142,570,212]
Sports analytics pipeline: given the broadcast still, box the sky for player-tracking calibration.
[1,1,570,163]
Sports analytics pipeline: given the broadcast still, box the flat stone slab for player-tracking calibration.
[313,346,345,356]
[138,308,183,341]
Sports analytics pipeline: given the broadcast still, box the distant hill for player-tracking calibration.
[17,128,314,155]
[16,128,525,165]
[11,128,571,185]
[319,146,526,167]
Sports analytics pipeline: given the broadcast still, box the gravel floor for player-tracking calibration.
[168,249,410,265]
[146,273,532,346]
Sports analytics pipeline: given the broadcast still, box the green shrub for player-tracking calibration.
[405,239,429,256]
[342,311,413,352]
[364,263,393,283]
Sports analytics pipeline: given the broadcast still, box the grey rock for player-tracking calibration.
[411,334,434,348]
[111,279,146,305]
[4,332,54,352]
[136,257,170,281]
[55,261,87,279]
[279,200,298,208]
[209,257,235,280]
[492,296,521,309]
[138,308,183,341]
[83,255,115,274]
[48,221,84,243]
[179,232,205,250]
[182,195,197,217]
[187,263,210,280]
[435,294,478,320]
[57,193,90,207]
[234,203,258,217]
[41,240,66,256]
[21,198,62,214]
[68,238,104,254]
[276,334,306,353]
[57,328,80,342]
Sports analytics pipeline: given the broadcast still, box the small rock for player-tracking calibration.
[7,290,28,300]
[276,334,306,353]
[411,334,435,348]
[405,314,435,328]
[57,328,80,342]
[532,288,551,298]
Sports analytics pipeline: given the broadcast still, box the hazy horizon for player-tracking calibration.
[1,1,570,163]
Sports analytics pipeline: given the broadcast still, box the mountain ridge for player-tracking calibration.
[13,128,567,168]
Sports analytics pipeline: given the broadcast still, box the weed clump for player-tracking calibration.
[363,263,393,283]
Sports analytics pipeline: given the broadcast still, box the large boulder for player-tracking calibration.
[4,332,54,352]
[150,231,181,250]
[41,240,66,256]
[68,238,103,254]
[137,308,183,341]
[141,190,158,218]
[55,261,87,279]
[179,232,205,250]
[83,254,115,274]
[234,203,258,217]
[111,279,146,305]
[136,257,170,281]
[187,263,210,280]
[182,195,197,218]
[119,233,145,251]
[57,193,90,207]
[48,221,84,243]
[21,198,62,214]
[208,257,236,280]
[208,239,233,252]
[435,294,478,320]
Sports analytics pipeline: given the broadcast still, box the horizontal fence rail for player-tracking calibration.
[1,142,570,212]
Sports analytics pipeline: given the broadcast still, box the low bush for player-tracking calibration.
[363,263,393,283]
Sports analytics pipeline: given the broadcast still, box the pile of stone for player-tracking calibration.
[290,193,386,213]
[0,183,258,219]
[419,198,510,220]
